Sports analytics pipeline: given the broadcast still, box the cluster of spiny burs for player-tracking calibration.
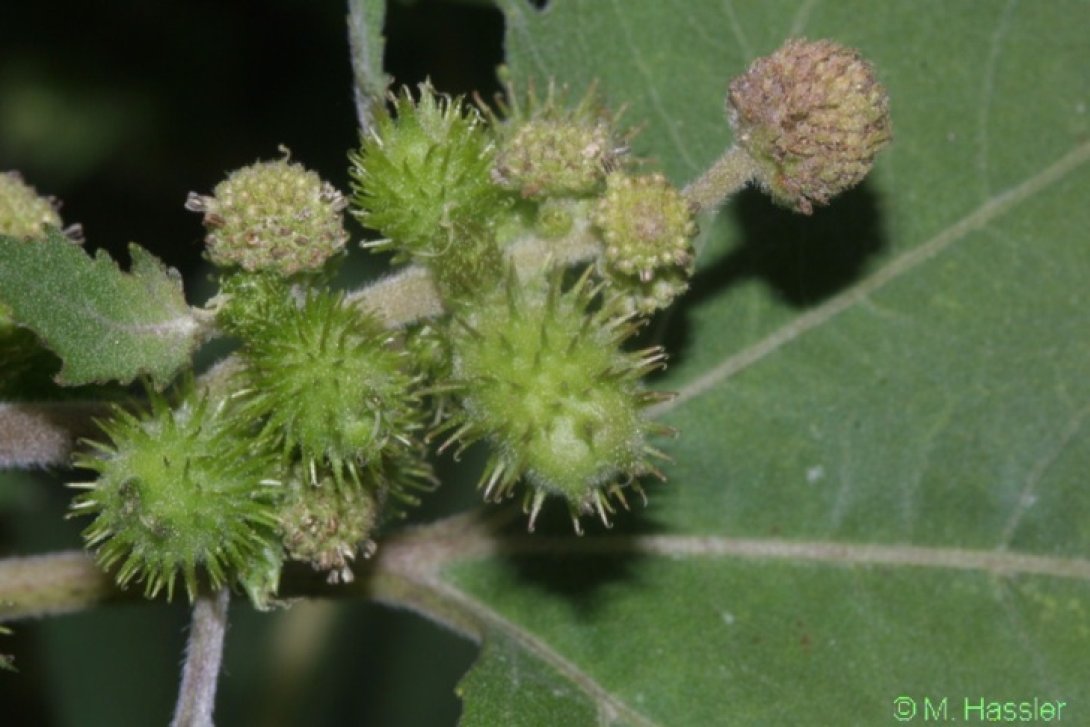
[65,38,891,606]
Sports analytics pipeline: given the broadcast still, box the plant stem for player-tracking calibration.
[346,0,389,134]
[349,264,444,328]
[171,588,231,727]
[345,219,603,327]
[0,551,121,619]
[681,144,759,213]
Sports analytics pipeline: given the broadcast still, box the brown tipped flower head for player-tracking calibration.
[0,171,64,240]
[727,38,892,214]
[494,118,616,198]
[594,172,697,313]
[492,80,623,198]
[187,155,348,276]
[278,472,379,584]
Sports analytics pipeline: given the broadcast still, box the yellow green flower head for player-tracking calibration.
[0,171,78,242]
[187,154,348,275]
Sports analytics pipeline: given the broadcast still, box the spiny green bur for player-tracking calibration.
[237,290,428,488]
[349,84,505,259]
[446,273,668,531]
[71,391,281,602]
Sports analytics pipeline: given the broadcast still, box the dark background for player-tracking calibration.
[0,1,506,725]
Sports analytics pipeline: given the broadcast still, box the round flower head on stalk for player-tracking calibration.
[593,172,698,314]
[186,151,349,276]
[441,268,673,532]
[0,171,82,242]
[727,38,892,214]
[69,386,282,602]
[236,289,429,488]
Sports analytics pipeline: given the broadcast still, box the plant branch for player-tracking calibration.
[347,0,389,134]
[348,264,445,328]
[171,588,231,727]
[0,551,122,619]
[681,144,758,213]
[346,218,603,327]
[7,502,1090,625]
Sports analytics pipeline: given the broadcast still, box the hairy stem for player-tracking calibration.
[682,144,759,212]
[348,264,444,328]
[0,551,121,619]
[171,588,231,727]
[345,219,603,326]
[347,0,389,134]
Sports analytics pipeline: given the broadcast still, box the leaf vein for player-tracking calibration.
[655,139,1090,416]
[498,0,553,81]
[608,0,699,172]
[789,0,818,37]
[977,0,1018,196]
[472,534,1090,581]
[430,578,661,727]
[720,0,753,59]
[998,396,1090,549]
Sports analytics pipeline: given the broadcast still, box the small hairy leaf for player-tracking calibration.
[0,231,199,387]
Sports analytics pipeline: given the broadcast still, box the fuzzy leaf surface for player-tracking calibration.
[0,232,199,387]
[434,1,1090,723]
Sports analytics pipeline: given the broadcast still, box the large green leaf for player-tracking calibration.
[439,1,1090,723]
[0,232,200,388]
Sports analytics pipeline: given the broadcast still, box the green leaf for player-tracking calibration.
[440,1,1090,722]
[0,231,200,388]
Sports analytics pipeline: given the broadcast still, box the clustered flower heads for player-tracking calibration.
[68,36,892,603]
[493,117,615,198]
[728,37,892,214]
